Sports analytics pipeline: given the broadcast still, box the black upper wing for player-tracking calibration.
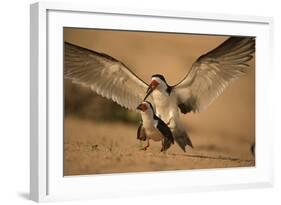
[155,116,174,144]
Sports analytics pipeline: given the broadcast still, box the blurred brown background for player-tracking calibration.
[64,28,255,176]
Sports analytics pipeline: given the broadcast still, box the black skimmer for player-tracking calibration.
[136,101,174,151]
[64,36,255,152]
[143,37,255,151]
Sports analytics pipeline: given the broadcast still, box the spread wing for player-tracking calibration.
[174,36,255,113]
[64,42,153,110]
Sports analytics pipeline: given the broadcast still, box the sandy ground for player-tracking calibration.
[63,29,255,176]
[64,116,255,176]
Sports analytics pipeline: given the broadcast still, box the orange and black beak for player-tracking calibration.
[136,103,148,112]
[144,80,159,100]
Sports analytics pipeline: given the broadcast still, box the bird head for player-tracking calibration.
[136,101,154,113]
[144,74,168,100]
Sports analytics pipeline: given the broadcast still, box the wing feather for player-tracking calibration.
[64,42,152,110]
[175,36,255,113]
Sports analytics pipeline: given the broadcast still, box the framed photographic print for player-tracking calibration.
[30,2,274,202]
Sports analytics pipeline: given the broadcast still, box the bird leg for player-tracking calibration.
[141,139,150,151]
[161,140,166,152]
[161,138,172,152]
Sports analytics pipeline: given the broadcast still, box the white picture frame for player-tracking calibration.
[30,2,274,202]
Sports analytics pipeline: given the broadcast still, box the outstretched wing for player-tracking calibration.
[174,36,255,113]
[64,42,152,110]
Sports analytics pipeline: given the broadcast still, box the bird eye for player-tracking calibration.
[142,104,148,111]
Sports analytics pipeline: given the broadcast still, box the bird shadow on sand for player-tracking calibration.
[168,153,253,163]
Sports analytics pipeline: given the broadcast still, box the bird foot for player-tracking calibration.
[140,146,148,151]
[140,141,150,151]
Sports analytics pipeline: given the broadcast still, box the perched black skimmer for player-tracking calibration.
[136,101,174,152]
[64,36,255,152]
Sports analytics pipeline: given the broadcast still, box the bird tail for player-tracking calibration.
[172,127,193,152]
